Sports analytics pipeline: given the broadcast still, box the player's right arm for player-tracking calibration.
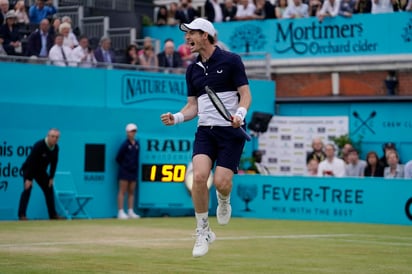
[161,96,198,126]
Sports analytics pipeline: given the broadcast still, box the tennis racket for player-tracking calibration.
[205,86,251,141]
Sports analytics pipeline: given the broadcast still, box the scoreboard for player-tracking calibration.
[138,136,195,209]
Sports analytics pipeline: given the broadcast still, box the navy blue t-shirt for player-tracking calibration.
[116,139,139,181]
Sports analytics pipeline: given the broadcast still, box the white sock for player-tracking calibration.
[128,208,134,214]
[119,209,125,214]
[195,212,209,230]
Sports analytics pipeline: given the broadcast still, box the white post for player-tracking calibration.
[331,72,340,96]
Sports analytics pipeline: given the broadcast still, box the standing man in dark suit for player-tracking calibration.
[26,18,54,57]
[157,39,183,71]
[18,128,61,221]
[94,36,116,64]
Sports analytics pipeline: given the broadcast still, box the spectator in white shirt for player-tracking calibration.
[283,0,309,18]
[205,0,224,22]
[235,0,257,20]
[70,35,96,68]
[384,150,404,178]
[317,144,346,177]
[317,0,341,21]
[345,148,367,177]
[404,160,412,179]
[59,22,79,49]
[49,33,73,67]
[371,0,395,13]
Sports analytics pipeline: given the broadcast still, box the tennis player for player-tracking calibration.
[160,18,252,257]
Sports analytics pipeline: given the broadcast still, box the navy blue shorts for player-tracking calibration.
[193,126,246,173]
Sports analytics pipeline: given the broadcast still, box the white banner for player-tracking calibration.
[258,116,348,176]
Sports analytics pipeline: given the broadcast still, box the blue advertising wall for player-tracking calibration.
[0,62,274,220]
[233,175,412,225]
[143,13,412,59]
[0,62,411,225]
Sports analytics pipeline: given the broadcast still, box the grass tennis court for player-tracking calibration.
[1,217,411,274]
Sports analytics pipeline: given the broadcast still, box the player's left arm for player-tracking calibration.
[232,84,252,128]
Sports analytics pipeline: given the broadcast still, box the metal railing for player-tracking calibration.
[108,28,136,52]
[81,16,109,41]
[0,55,186,74]
[58,0,133,11]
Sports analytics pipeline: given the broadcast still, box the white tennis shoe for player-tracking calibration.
[216,191,232,225]
[117,210,128,220]
[128,210,141,219]
[192,227,216,257]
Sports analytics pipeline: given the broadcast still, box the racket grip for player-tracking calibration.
[239,127,252,141]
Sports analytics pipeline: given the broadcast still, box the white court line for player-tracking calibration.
[0,234,354,248]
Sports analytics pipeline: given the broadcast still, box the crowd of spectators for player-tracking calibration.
[306,138,412,179]
[1,0,411,67]
[154,0,412,26]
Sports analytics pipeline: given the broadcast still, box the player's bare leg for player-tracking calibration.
[191,154,215,257]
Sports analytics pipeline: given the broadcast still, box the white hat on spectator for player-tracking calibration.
[179,18,216,37]
[5,10,17,19]
[126,123,137,132]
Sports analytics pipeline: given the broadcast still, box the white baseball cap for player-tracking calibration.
[125,123,137,132]
[179,18,216,37]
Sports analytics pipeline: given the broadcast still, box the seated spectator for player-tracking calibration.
[205,0,224,22]
[0,0,10,25]
[339,0,357,16]
[306,137,326,164]
[59,22,78,49]
[124,43,139,66]
[138,37,154,56]
[62,15,81,38]
[48,33,73,67]
[235,0,257,20]
[26,18,54,58]
[29,0,57,25]
[247,150,270,175]
[14,1,29,25]
[49,16,60,36]
[222,0,238,22]
[0,10,23,56]
[177,41,196,67]
[175,0,198,24]
[156,5,168,25]
[317,144,346,177]
[167,2,179,25]
[94,36,116,64]
[283,0,309,18]
[0,33,7,56]
[404,160,412,179]
[306,158,319,176]
[392,0,408,10]
[275,0,289,18]
[157,39,183,70]
[363,151,384,177]
[371,0,394,13]
[139,42,159,71]
[71,35,96,68]
[345,148,367,177]
[340,143,353,164]
[406,0,412,10]
[317,0,341,21]
[308,0,323,16]
[254,0,276,19]
[379,142,397,167]
[355,0,372,12]
[384,150,404,178]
